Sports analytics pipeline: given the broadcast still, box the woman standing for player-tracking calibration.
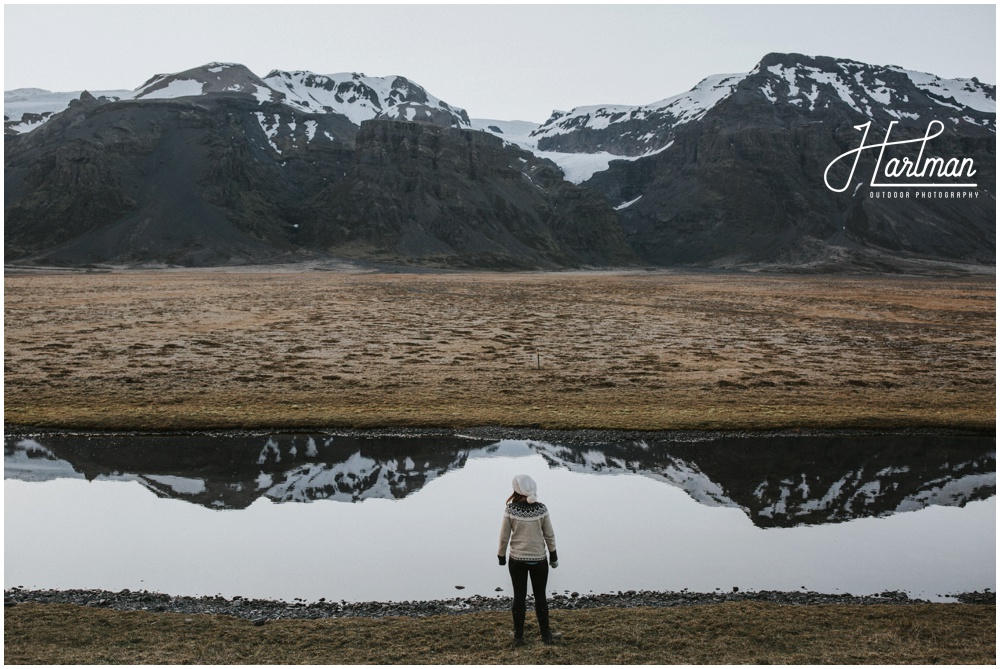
[497,474,560,645]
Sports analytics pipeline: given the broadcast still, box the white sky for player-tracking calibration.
[3,3,996,123]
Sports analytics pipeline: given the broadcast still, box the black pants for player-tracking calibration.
[508,559,550,639]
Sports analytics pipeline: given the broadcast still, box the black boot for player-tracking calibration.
[537,603,560,644]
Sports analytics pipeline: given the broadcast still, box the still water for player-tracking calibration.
[4,431,995,603]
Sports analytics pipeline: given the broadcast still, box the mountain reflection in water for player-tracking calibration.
[5,432,994,529]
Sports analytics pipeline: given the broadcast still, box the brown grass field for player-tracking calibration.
[4,601,995,664]
[4,269,995,431]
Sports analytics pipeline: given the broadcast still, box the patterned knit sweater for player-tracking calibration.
[498,502,557,562]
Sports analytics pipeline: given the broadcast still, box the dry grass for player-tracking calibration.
[4,602,994,664]
[4,270,995,431]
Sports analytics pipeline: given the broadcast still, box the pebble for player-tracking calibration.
[3,587,990,621]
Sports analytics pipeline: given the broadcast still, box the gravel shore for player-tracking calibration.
[5,587,994,625]
[9,423,991,445]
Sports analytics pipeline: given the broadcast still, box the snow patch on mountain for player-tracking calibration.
[646,73,747,123]
[752,57,996,126]
[763,63,864,114]
[471,118,543,152]
[254,112,283,153]
[263,70,470,127]
[473,118,677,184]
[260,449,462,504]
[530,72,746,142]
[536,150,621,184]
[890,67,996,113]
[135,78,205,100]
[130,62,275,102]
[520,440,739,510]
[895,472,997,511]
[615,195,643,210]
[145,474,207,496]
[304,119,318,141]
[252,85,272,104]
[5,115,52,135]
[536,142,675,184]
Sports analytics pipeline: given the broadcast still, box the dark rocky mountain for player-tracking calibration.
[5,431,995,527]
[549,53,996,269]
[4,62,632,268]
[4,92,357,265]
[4,54,995,270]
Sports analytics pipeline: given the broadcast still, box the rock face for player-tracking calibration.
[4,94,357,266]
[301,120,636,267]
[4,54,996,270]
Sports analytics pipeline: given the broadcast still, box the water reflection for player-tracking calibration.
[5,432,994,528]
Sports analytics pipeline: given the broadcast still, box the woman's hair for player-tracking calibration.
[506,491,529,505]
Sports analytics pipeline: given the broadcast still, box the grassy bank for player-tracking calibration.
[4,602,994,664]
[4,271,994,432]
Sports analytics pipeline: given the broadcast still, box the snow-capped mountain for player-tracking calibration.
[4,53,995,270]
[6,432,994,527]
[5,62,471,136]
[518,56,994,160]
[528,72,748,156]
[580,52,995,268]
[4,60,633,268]
[475,56,994,190]
[758,59,995,117]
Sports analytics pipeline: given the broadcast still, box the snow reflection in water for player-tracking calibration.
[4,431,995,602]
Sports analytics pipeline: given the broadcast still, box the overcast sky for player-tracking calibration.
[4,3,996,122]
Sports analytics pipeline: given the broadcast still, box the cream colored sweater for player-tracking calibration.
[498,502,557,562]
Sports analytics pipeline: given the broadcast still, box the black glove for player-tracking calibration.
[498,555,506,566]
[549,551,559,568]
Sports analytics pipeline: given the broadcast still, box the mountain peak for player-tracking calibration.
[529,70,746,156]
[744,52,996,120]
[130,62,277,102]
[262,69,470,127]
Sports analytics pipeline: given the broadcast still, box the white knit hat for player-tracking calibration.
[512,474,538,503]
